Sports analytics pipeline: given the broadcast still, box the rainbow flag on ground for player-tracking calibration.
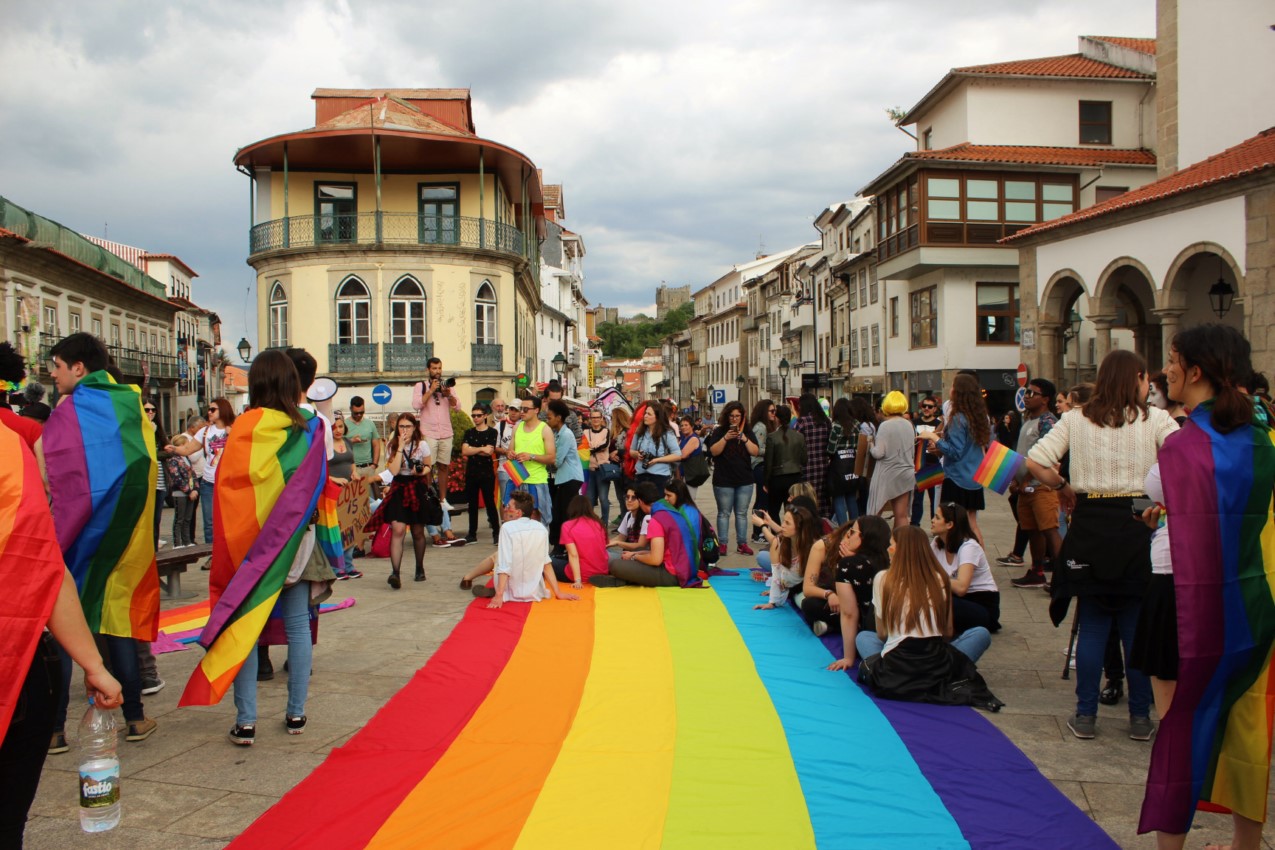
[0,421,66,738]
[152,597,356,653]
[972,440,1026,495]
[501,458,529,487]
[230,573,1114,849]
[1140,407,1275,834]
[42,370,158,640]
[179,408,329,707]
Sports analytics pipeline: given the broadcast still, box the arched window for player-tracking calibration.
[269,282,288,348]
[336,276,370,345]
[389,276,426,344]
[475,280,497,345]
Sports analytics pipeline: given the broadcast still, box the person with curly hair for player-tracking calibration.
[920,373,990,547]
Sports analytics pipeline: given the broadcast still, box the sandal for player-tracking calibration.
[387,570,401,590]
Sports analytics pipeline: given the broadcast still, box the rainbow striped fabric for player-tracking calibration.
[501,458,529,486]
[1140,406,1275,834]
[0,420,66,737]
[315,479,345,565]
[42,370,158,640]
[972,440,1026,495]
[231,573,1114,849]
[179,408,330,707]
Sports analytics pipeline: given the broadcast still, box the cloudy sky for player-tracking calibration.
[1,0,1153,348]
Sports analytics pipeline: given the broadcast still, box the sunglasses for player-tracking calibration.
[1024,389,1045,398]
[143,407,156,413]
[472,411,486,417]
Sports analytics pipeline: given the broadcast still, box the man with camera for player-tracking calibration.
[411,357,458,510]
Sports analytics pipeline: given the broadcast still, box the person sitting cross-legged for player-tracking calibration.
[460,490,578,608]
[591,479,703,588]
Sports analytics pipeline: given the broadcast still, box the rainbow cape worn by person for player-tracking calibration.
[650,501,703,586]
[179,408,330,707]
[1139,403,1275,834]
[0,420,66,738]
[972,440,1026,495]
[42,370,158,640]
[231,573,1114,849]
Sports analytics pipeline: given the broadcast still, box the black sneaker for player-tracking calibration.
[285,715,307,735]
[465,533,478,544]
[229,724,256,746]
[336,573,351,581]
[471,585,496,598]
[492,531,500,545]
[1011,569,1047,588]
[141,677,165,695]
[996,553,1025,566]
[347,570,363,579]
[49,732,69,755]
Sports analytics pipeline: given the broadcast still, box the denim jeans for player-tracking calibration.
[232,581,313,724]
[832,490,861,527]
[755,549,771,572]
[340,545,355,575]
[1074,595,1151,718]
[910,486,937,525]
[713,484,754,549]
[56,635,144,727]
[856,628,991,664]
[199,478,215,544]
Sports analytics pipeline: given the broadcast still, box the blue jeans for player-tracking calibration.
[910,486,937,525]
[233,581,312,724]
[713,484,754,549]
[832,489,861,527]
[587,471,612,526]
[340,545,355,575]
[1074,595,1150,718]
[856,628,991,664]
[199,478,215,544]
[425,510,452,537]
[56,635,144,727]
[755,549,771,572]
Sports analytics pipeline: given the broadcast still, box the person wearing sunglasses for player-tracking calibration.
[167,399,236,546]
[461,404,500,544]
[910,396,942,526]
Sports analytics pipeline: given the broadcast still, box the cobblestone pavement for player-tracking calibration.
[25,493,1274,849]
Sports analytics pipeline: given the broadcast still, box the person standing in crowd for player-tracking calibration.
[706,401,760,556]
[1147,371,1188,424]
[866,391,915,530]
[511,395,555,525]
[181,415,206,546]
[41,333,160,751]
[584,407,614,526]
[748,400,777,542]
[607,406,633,523]
[794,393,832,518]
[376,413,434,587]
[493,397,516,501]
[144,401,170,549]
[919,373,990,547]
[1026,349,1177,742]
[412,357,458,511]
[827,398,861,527]
[344,396,383,481]
[461,403,500,544]
[850,397,878,517]
[676,416,706,501]
[631,402,681,489]
[764,405,806,519]
[910,395,942,526]
[1133,324,1275,850]
[16,380,51,424]
[328,414,362,579]
[547,399,585,550]
[0,342,42,449]
[540,380,582,439]
[165,435,196,548]
[1006,379,1061,589]
[168,398,235,545]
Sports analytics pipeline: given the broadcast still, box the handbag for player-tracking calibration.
[370,524,392,559]
[683,452,710,487]
[596,461,622,483]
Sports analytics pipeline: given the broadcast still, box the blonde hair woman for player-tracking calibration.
[867,391,916,530]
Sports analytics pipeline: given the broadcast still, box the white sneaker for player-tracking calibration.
[440,499,454,512]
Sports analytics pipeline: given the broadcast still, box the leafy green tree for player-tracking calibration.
[595,301,693,359]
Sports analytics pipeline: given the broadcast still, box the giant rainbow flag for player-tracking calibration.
[42,369,158,640]
[180,408,330,707]
[231,573,1115,848]
[1140,405,1275,834]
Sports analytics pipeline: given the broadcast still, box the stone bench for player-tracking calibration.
[156,543,211,600]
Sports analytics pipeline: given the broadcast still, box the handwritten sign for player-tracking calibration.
[337,476,373,551]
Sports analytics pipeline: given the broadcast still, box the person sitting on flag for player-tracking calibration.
[39,332,160,751]
[464,490,578,607]
[0,416,123,847]
[591,479,704,588]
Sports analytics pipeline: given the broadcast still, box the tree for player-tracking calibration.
[595,302,693,359]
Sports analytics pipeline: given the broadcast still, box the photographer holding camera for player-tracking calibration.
[378,412,437,588]
[411,357,458,511]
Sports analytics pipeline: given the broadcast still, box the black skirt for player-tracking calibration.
[1130,572,1178,680]
[940,480,985,512]
[382,477,431,526]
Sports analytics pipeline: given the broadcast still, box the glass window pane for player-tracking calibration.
[967,200,999,220]
[1005,202,1038,222]
[927,199,960,219]
[967,179,998,199]
[977,285,1011,309]
[1042,184,1072,201]
[421,186,458,200]
[1080,101,1110,122]
[318,185,353,200]
[927,178,960,198]
[1005,181,1036,201]
[1043,203,1074,220]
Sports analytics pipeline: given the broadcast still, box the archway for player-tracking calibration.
[1160,243,1244,353]
[1038,270,1087,387]
[1093,258,1159,370]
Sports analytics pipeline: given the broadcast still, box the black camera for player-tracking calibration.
[411,459,426,475]
[640,451,656,466]
[444,376,457,388]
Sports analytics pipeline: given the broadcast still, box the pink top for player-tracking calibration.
[412,380,458,440]
[560,517,610,582]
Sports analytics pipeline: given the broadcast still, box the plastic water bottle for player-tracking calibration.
[78,698,121,832]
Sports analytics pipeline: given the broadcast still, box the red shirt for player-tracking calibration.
[0,407,41,450]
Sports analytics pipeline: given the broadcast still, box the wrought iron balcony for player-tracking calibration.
[328,343,379,373]
[249,213,526,261]
[36,333,180,380]
[471,342,503,371]
[382,342,434,373]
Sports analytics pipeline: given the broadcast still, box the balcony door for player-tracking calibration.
[316,183,357,243]
[419,183,459,244]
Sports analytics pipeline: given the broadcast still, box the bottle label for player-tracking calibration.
[80,767,120,808]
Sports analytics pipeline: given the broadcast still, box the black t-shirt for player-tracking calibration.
[706,425,758,487]
[835,553,886,631]
[463,427,497,478]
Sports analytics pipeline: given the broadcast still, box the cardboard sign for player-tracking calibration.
[854,434,874,479]
[337,476,373,551]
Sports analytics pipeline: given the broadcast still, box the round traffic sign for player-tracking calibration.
[1016,362,1028,388]
[371,384,392,405]
[1014,386,1027,413]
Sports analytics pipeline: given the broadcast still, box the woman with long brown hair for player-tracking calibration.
[167,396,237,545]
[378,411,434,588]
[1026,349,1177,742]
[708,400,761,556]
[919,373,990,546]
[632,403,680,488]
[751,505,819,609]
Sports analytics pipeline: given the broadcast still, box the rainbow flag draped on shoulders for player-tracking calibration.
[1140,403,1275,834]
[650,500,703,587]
[0,420,66,738]
[42,370,158,640]
[180,408,330,707]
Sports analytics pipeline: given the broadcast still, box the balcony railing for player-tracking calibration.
[382,342,434,373]
[250,213,526,260]
[37,333,180,380]
[328,343,378,373]
[471,342,503,371]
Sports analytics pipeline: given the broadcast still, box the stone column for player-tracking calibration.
[1038,323,1063,384]
[1151,308,1185,361]
[1091,316,1116,365]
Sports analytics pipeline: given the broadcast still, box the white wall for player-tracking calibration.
[917,85,969,150]
[966,79,1154,149]
[1178,0,1275,168]
[884,267,1022,375]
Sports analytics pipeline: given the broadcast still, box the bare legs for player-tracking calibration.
[967,509,985,548]
[888,492,912,531]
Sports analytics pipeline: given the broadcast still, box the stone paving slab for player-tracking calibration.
[25,494,1275,848]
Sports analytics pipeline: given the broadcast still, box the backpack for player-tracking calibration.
[699,515,721,568]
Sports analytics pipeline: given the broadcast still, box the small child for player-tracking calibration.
[166,435,196,548]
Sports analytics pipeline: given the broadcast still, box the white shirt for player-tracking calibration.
[1145,463,1172,575]
[931,538,998,593]
[495,516,551,603]
[194,424,228,484]
[871,571,943,656]
[1028,407,1178,494]
[300,402,335,461]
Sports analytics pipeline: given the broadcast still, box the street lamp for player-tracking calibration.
[236,337,252,363]
[1062,308,1083,387]
[735,374,745,407]
[707,384,715,421]
[1209,259,1235,318]
[552,352,567,379]
[778,358,790,403]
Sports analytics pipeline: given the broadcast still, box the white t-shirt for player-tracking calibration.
[1145,463,1172,575]
[495,517,551,602]
[871,571,944,656]
[616,512,651,539]
[382,438,432,484]
[300,403,335,461]
[194,424,228,484]
[930,538,998,594]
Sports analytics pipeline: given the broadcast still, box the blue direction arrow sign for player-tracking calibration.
[371,384,393,405]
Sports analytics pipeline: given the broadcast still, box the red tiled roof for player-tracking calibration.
[313,96,473,138]
[1004,127,1275,242]
[955,53,1152,79]
[1087,36,1156,55]
[912,143,1155,167]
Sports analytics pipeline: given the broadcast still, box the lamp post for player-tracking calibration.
[236,337,252,364]
[614,368,625,399]
[707,384,715,422]
[552,351,567,381]
[778,358,790,403]
[1062,307,1082,387]
[1209,259,1235,318]
[735,374,745,408]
